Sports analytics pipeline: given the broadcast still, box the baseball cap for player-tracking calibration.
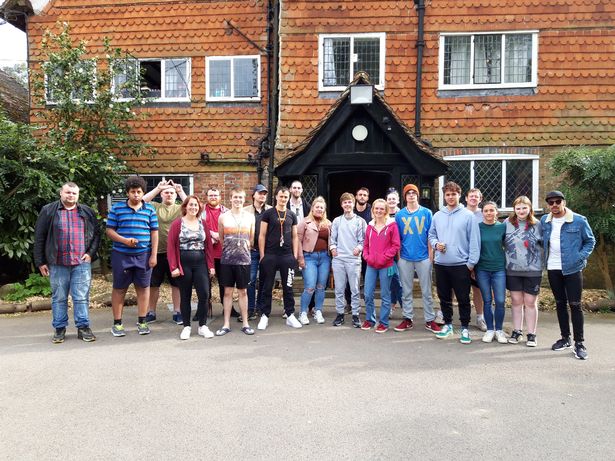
[545,190,565,201]
[253,184,268,194]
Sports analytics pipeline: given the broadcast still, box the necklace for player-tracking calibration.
[231,210,246,247]
[276,208,287,247]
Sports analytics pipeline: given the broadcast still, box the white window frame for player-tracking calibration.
[112,58,192,102]
[205,55,261,102]
[45,60,97,105]
[438,154,540,212]
[318,32,386,92]
[438,31,538,90]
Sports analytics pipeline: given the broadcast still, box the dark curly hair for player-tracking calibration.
[124,175,147,193]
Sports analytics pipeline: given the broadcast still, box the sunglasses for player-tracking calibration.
[547,199,562,206]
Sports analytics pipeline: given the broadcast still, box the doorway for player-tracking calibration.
[327,171,392,218]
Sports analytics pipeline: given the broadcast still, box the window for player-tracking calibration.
[439,155,539,210]
[439,31,538,89]
[112,58,191,101]
[45,60,96,104]
[206,56,260,101]
[318,33,386,91]
[109,174,193,206]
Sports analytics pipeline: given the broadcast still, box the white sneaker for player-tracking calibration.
[476,317,488,332]
[257,314,269,330]
[180,326,191,340]
[482,330,495,343]
[299,312,310,325]
[495,330,508,344]
[314,310,325,324]
[198,325,214,339]
[435,310,445,325]
[286,313,303,329]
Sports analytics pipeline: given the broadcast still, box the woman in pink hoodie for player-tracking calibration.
[361,199,401,333]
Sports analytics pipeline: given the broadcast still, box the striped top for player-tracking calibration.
[107,200,159,254]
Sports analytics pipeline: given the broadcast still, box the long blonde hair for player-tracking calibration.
[509,195,538,226]
[306,196,330,225]
[371,198,387,220]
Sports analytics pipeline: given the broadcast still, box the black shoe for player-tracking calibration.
[192,314,198,322]
[508,330,523,344]
[52,327,66,344]
[574,342,588,360]
[352,315,361,328]
[333,313,345,327]
[344,305,352,315]
[552,337,572,351]
[77,327,96,342]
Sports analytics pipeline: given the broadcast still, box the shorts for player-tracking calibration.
[111,250,152,289]
[150,252,179,288]
[219,264,250,289]
[506,275,542,295]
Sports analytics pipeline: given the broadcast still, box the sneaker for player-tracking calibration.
[434,310,445,325]
[247,311,257,321]
[482,330,495,343]
[286,313,303,329]
[332,313,345,327]
[299,312,310,325]
[111,324,126,337]
[460,328,472,344]
[375,324,388,333]
[137,322,151,335]
[144,311,157,323]
[552,337,572,351]
[435,324,453,339]
[360,320,374,330]
[180,326,191,340]
[314,310,325,324]
[77,327,96,342]
[425,321,442,333]
[257,314,269,330]
[52,327,66,344]
[508,330,522,344]
[198,325,214,339]
[394,318,413,332]
[344,305,352,315]
[574,342,588,360]
[495,330,508,344]
[476,317,487,332]
[352,315,361,328]
[282,313,288,319]
[172,312,183,325]
[526,333,537,347]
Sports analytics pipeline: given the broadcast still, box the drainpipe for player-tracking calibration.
[266,0,280,199]
[414,0,425,138]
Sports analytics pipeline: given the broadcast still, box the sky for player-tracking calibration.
[0,21,28,67]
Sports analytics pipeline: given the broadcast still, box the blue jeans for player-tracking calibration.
[300,251,331,313]
[390,267,402,306]
[247,250,260,312]
[364,265,392,326]
[475,269,506,330]
[49,263,92,329]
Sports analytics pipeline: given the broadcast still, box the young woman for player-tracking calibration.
[385,189,403,311]
[504,196,543,347]
[475,201,507,344]
[362,198,401,333]
[297,197,332,325]
[167,195,216,340]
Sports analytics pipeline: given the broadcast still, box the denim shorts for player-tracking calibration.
[112,250,152,289]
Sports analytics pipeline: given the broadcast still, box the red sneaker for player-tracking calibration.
[425,320,442,333]
[375,324,389,333]
[360,321,374,330]
[394,318,413,332]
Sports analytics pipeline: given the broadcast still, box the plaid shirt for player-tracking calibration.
[56,206,86,266]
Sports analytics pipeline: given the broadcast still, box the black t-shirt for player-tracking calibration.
[355,204,372,223]
[261,207,298,255]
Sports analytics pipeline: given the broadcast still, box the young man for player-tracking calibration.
[106,175,159,336]
[394,184,441,333]
[34,182,100,343]
[143,179,187,324]
[257,186,302,330]
[428,181,480,344]
[216,187,256,336]
[244,184,271,320]
[330,192,367,328]
[541,190,595,360]
[354,187,372,223]
[465,188,486,331]
[287,179,310,221]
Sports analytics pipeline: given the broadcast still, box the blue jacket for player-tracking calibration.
[541,208,595,275]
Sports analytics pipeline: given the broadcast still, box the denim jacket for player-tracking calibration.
[540,208,595,276]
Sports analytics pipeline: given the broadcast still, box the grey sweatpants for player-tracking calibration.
[332,257,361,315]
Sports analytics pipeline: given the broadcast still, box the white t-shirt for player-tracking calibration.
[547,216,566,270]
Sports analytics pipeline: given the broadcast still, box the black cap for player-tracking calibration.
[253,184,268,194]
[545,190,565,201]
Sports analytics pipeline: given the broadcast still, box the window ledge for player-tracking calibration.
[437,87,537,98]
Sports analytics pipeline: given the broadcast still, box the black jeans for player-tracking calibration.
[258,253,296,316]
[548,270,584,342]
[178,250,210,327]
[434,264,472,327]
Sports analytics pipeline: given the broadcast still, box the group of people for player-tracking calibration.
[33,176,595,360]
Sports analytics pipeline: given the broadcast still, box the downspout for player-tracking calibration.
[267,0,280,199]
[414,0,425,138]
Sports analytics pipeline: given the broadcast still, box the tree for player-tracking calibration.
[551,145,615,299]
[0,63,28,87]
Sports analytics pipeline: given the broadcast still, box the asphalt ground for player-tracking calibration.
[1,299,614,461]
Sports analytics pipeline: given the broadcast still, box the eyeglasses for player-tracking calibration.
[547,199,562,206]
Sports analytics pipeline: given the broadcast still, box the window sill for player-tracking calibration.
[437,87,537,98]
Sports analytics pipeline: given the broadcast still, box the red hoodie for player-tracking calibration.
[363,218,400,269]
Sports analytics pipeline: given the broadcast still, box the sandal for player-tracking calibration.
[215,327,231,336]
[241,326,255,336]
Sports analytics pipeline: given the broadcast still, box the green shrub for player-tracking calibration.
[3,273,51,302]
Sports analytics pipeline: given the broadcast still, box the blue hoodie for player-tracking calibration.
[428,204,481,269]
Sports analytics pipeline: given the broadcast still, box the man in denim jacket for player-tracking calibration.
[541,190,595,360]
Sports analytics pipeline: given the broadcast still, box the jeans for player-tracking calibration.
[332,258,361,315]
[178,250,210,327]
[390,268,402,307]
[475,269,506,331]
[247,250,260,312]
[548,270,584,342]
[300,251,331,313]
[49,263,92,329]
[364,265,393,326]
[398,258,435,322]
[434,264,472,327]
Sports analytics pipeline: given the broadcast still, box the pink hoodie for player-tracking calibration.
[363,218,400,269]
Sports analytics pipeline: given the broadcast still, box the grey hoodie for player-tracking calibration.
[428,204,481,269]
